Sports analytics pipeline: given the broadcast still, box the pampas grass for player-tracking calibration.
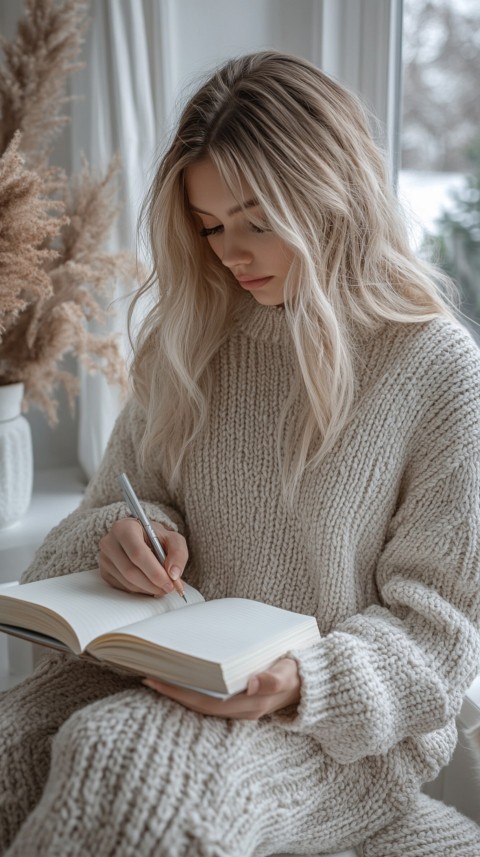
[0,0,138,423]
[0,132,62,334]
[0,0,87,171]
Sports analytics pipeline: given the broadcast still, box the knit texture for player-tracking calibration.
[360,793,480,856]
[3,292,480,855]
[4,657,478,857]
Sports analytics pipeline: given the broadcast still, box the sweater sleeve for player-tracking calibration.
[273,320,480,763]
[21,398,185,583]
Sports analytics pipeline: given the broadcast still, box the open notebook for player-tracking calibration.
[0,570,320,698]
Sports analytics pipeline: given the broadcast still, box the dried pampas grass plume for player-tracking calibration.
[0,0,141,423]
[0,136,137,423]
[0,0,88,171]
[0,132,63,335]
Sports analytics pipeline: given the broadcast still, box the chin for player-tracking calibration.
[251,293,285,307]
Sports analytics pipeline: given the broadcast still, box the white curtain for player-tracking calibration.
[68,0,401,479]
[70,0,167,479]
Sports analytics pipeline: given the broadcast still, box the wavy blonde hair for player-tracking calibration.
[130,50,460,508]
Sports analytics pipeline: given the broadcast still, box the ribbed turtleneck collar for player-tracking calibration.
[232,291,290,344]
[231,289,383,363]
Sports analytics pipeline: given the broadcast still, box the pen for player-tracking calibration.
[117,472,187,603]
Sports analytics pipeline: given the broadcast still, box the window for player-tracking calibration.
[398,0,480,337]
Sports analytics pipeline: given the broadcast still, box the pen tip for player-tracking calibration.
[182,595,188,603]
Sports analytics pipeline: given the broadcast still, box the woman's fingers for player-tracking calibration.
[100,519,172,594]
[119,520,174,592]
[150,524,189,582]
[100,551,171,596]
[143,658,302,720]
[99,517,189,596]
[99,560,150,594]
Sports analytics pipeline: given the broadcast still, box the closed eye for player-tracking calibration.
[199,225,223,237]
[198,223,270,238]
[249,222,270,234]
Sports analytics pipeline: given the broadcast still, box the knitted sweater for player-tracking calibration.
[22,293,480,779]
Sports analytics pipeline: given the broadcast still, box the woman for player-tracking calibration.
[1,51,480,857]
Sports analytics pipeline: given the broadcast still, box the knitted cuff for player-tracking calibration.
[20,501,181,583]
[270,641,331,736]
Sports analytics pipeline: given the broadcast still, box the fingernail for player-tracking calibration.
[169,566,181,580]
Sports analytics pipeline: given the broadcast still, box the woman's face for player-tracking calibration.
[185,157,294,306]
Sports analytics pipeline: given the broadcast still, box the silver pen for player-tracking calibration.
[117,472,187,602]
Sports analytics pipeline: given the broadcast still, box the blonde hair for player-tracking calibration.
[130,50,460,508]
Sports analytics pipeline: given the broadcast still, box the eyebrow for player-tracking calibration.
[189,198,258,217]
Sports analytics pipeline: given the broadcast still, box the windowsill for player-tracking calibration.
[0,466,86,583]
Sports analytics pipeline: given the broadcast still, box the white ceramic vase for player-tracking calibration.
[0,383,33,529]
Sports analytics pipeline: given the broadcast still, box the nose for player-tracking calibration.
[220,233,253,270]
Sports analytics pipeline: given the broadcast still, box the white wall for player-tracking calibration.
[154,0,323,130]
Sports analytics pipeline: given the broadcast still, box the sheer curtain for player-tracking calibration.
[70,0,401,479]
[70,0,167,479]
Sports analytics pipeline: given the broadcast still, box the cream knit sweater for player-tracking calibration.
[3,293,480,856]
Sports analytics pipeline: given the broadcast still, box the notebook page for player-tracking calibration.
[94,598,318,663]
[0,570,203,653]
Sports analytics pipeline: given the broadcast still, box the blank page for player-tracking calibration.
[97,597,319,664]
[0,570,203,652]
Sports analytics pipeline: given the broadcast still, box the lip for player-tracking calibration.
[236,276,273,290]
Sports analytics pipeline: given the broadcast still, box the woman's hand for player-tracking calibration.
[99,517,188,596]
[142,657,301,719]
